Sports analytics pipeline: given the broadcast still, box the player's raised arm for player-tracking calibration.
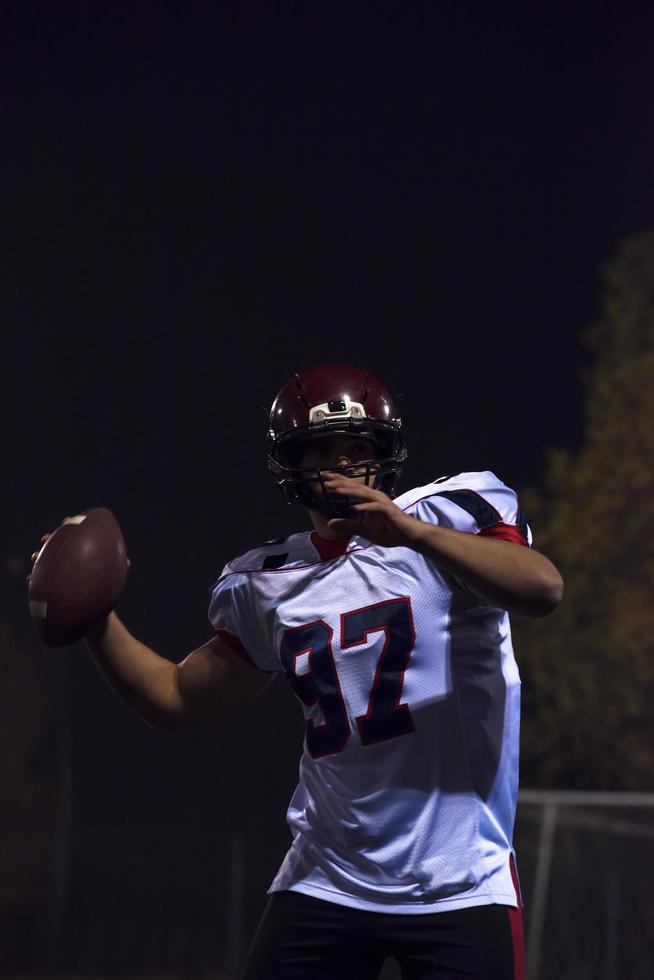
[323,473,564,617]
[85,613,274,729]
[28,523,273,729]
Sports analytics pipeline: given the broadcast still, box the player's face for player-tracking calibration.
[298,435,378,480]
[297,436,379,508]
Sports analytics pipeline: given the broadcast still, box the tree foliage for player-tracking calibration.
[515,230,654,789]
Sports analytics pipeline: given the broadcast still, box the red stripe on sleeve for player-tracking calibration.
[479,523,529,547]
[213,628,260,670]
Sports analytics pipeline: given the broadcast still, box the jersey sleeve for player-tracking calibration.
[208,568,280,673]
[410,471,532,547]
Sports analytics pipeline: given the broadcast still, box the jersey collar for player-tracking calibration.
[310,530,352,561]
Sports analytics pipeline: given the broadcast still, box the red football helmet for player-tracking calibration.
[267,363,407,516]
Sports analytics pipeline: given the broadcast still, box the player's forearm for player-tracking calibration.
[84,612,184,728]
[404,520,564,616]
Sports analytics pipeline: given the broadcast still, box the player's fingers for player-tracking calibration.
[31,532,53,561]
[326,480,378,498]
[323,470,360,481]
[322,474,348,487]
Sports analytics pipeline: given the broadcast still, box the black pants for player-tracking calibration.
[242,890,524,979]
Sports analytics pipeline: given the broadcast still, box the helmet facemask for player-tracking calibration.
[268,427,406,519]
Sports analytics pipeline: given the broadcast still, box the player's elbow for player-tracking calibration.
[543,565,564,611]
[527,568,564,617]
[142,670,198,732]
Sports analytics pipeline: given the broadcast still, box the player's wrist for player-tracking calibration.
[87,615,110,642]
[84,611,119,651]
[396,512,432,549]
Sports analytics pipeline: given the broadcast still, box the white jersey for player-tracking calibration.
[208,471,529,913]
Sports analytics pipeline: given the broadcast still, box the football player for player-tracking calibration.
[35,363,563,979]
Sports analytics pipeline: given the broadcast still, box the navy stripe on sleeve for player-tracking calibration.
[262,552,289,570]
[435,489,503,530]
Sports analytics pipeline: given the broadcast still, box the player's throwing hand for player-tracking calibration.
[324,473,420,547]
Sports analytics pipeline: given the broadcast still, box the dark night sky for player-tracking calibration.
[4,3,653,831]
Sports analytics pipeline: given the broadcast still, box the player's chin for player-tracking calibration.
[327,517,358,533]
[325,505,364,525]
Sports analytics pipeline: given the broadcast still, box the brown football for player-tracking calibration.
[28,507,128,647]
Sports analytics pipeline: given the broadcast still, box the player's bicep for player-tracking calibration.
[175,634,275,725]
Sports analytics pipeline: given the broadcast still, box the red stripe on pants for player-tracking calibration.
[507,905,525,980]
[508,854,525,979]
